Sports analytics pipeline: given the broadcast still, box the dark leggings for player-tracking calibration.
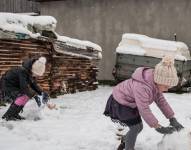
[124,122,143,150]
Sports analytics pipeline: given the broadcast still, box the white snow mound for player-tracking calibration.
[116,33,190,61]
[0,13,57,37]
[157,129,191,150]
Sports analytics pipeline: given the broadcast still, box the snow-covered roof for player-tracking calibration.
[0,13,57,38]
[57,35,102,52]
[16,12,40,16]
[116,33,190,61]
[0,13,102,58]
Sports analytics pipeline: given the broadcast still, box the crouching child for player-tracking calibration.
[1,56,50,121]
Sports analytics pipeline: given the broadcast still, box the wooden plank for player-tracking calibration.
[0,53,22,56]
[0,40,49,48]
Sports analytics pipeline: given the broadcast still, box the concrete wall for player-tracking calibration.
[40,0,191,80]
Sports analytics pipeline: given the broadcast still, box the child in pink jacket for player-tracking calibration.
[104,56,183,150]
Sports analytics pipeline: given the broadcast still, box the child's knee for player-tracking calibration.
[14,95,29,106]
[130,123,143,134]
[137,123,143,133]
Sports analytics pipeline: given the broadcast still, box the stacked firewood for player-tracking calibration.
[0,39,52,91]
[50,54,99,96]
[0,38,99,97]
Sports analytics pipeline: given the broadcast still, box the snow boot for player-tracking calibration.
[15,114,25,120]
[14,106,25,120]
[2,103,18,121]
[117,138,125,150]
[117,142,125,150]
[2,103,25,121]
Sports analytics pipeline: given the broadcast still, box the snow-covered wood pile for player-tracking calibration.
[0,13,102,60]
[0,13,57,39]
[0,39,51,92]
[116,33,191,61]
[0,38,99,97]
[53,35,102,60]
[0,13,102,97]
[50,54,99,96]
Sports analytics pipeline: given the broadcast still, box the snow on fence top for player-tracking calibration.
[0,13,102,54]
[116,33,190,61]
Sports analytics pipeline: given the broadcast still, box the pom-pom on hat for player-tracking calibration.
[32,57,46,76]
[154,55,179,87]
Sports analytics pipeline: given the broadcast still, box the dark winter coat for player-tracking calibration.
[1,58,42,101]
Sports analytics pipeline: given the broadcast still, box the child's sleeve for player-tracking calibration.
[19,71,35,98]
[134,85,159,128]
[29,78,42,95]
[155,93,174,119]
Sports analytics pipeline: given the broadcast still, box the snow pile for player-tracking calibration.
[0,13,57,38]
[116,33,190,61]
[157,129,191,150]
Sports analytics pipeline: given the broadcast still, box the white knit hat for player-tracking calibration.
[32,57,46,76]
[154,55,179,87]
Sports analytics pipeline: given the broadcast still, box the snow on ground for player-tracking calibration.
[0,86,191,150]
